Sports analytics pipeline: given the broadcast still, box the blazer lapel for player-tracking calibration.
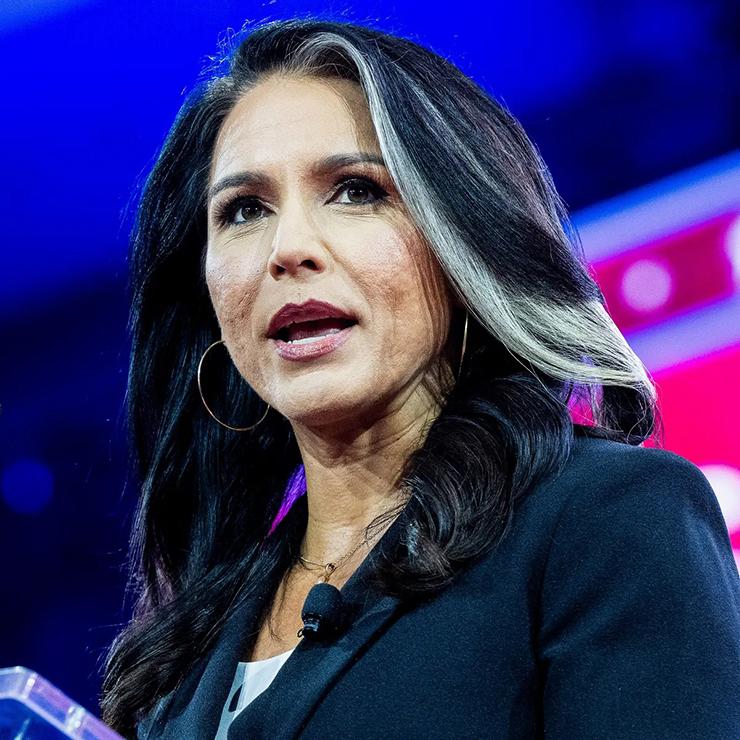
[152,498,413,740]
[228,591,405,739]
[154,593,264,740]
[228,501,414,739]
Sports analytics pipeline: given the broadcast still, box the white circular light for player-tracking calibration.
[725,213,740,288]
[700,464,740,534]
[620,259,674,313]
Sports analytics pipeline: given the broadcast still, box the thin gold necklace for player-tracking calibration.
[298,527,385,585]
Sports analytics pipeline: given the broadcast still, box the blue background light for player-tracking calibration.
[1,460,54,515]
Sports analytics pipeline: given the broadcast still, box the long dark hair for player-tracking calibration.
[101,17,659,738]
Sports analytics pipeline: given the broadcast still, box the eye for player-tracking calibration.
[333,177,388,206]
[212,196,266,228]
[232,199,265,224]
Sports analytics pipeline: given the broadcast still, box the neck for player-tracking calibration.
[291,383,441,568]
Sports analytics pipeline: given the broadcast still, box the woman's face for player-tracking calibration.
[205,74,454,430]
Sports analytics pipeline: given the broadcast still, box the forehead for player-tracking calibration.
[210,75,380,180]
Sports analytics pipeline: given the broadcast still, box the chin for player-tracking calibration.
[277,385,381,430]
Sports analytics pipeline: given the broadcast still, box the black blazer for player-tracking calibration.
[137,436,740,739]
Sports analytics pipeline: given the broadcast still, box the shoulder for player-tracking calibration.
[528,445,740,737]
[534,434,720,526]
[513,434,737,603]
[535,435,737,611]
[458,436,732,601]
[560,433,708,488]
[469,435,730,584]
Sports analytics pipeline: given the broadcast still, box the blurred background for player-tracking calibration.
[1,0,739,718]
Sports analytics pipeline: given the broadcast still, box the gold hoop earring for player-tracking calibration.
[457,309,469,382]
[197,339,271,432]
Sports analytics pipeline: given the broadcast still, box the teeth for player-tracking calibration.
[286,329,340,345]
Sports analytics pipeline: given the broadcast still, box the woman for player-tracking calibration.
[101,17,740,740]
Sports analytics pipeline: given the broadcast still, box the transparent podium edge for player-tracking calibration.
[0,666,123,740]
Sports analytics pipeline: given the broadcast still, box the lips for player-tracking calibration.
[267,299,358,340]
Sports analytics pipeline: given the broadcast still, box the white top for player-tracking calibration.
[213,648,296,740]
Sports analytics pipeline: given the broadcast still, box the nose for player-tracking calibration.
[267,202,328,280]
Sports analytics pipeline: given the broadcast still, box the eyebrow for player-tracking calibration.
[207,152,387,202]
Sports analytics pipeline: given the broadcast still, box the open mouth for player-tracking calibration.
[274,317,357,344]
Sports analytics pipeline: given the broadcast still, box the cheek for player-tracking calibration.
[205,249,262,359]
[396,272,449,358]
[359,228,450,359]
